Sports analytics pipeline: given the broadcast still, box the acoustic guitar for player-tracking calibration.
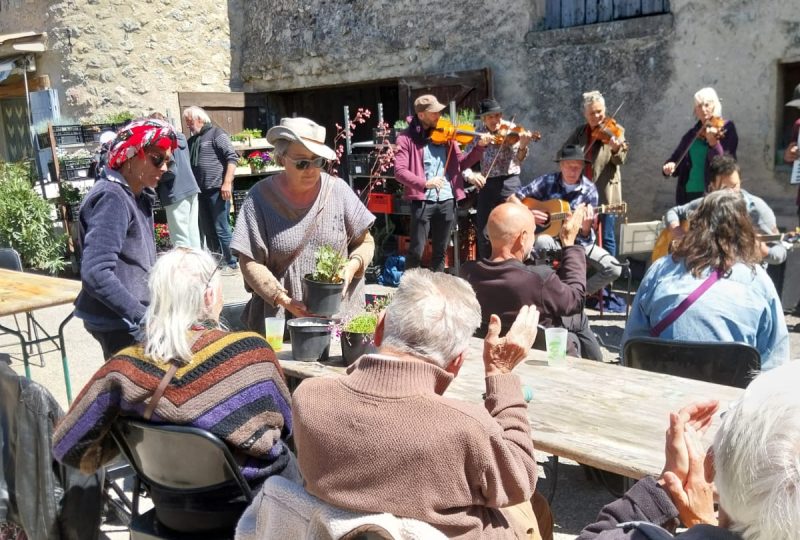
[651,221,800,262]
[521,198,628,237]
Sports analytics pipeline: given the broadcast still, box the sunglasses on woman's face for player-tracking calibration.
[284,155,328,170]
[148,153,174,168]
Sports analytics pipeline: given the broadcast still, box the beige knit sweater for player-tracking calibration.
[292,354,538,539]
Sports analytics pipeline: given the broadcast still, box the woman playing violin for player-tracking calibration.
[662,87,738,205]
[464,98,535,258]
[563,90,628,257]
[394,94,491,271]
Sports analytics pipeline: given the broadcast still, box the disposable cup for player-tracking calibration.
[545,327,568,366]
[265,317,285,351]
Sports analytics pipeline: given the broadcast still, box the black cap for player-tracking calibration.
[555,144,591,163]
[479,98,503,116]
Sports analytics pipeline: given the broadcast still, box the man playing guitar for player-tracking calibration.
[509,144,623,296]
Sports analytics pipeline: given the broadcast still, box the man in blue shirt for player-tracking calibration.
[510,145,622,295]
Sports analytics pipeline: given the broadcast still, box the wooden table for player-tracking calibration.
[0,268,81,402]
[275,337,742,480]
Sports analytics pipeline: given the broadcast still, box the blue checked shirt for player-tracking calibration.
[515,172,598,246]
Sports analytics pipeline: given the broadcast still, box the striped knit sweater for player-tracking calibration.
[52,329,293,482]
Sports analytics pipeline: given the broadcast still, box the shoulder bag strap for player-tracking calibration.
[143,362,180,421]
[650,269,722,337]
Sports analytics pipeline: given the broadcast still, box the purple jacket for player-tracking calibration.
[394,116,485,201]
[663,120,738,205]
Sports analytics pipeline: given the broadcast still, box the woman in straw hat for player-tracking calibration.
[231,117,375,334]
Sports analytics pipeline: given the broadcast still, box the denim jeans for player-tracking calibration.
[198,188,236,266]
[600,214,617,257]
[164,193,201,249]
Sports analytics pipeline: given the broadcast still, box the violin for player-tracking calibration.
[697,116,726,141]
[430,118,480,145]
[590,117,628,150]
[492,122,542,146]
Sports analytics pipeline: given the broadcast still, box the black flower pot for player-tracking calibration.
[302,275,345,317]
[341,331,375,366]
[287,317,331,362]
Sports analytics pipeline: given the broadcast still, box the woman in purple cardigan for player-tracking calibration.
[662,88,738,205]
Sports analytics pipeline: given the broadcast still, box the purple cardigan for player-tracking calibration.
[663,120,738,205]
[394,116,485,201]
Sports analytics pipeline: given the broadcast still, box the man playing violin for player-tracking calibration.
[394,94,492,271]
[562,90,628,257]
[508,144,622,297]
[463,98,534,258]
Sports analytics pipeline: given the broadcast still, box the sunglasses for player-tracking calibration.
[284,155,328,170]
[148,153,174,168]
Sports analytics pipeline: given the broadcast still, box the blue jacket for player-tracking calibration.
[623,256,789,370]
[74,167,155,331]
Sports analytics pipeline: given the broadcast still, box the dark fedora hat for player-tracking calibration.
[555,144,590,163]
[479,98,503,116]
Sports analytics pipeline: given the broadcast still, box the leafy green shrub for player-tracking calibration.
[0,161,66,273]
[343,312,378,333]
[310,245,347,283]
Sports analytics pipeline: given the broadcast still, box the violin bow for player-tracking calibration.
[483,115,517,181]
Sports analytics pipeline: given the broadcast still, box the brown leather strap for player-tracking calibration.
[143,362,179,421]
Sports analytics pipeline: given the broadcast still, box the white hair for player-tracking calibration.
[713,361,800,540]
[582,90,605,110]
[381,269,481,368]
[182,105,211,124]
[272,139,291,166]
[693,87,722,117]
[143,247,221,364]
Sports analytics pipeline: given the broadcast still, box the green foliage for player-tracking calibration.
[441,109,477,126]
[231,128,264,142]
[105,111,135,124]
[393,119,409,129]
[343,312,378,333]
[59,182,84,205]
[310,245,347,283]
[0,161,66,273]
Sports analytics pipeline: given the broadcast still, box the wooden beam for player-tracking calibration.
[177,91,269,109]
[0,75,49,99]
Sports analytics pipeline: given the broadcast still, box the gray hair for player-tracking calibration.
[713,361,800,540]
[693,87,722,117]
[271,139,291,167]
[182,105,210,124]
[143,247,221,364]
[582,90,605,110]
[381,269,481,368]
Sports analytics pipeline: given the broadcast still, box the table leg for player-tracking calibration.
[58,311,75,404]
[0,321,32,378]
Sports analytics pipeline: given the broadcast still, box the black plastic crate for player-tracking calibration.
[52,125,84,145]
[348,154,374,177]
[37,132,51,149]
[233,190,248,213]
[61,158,93,180]
[81,123,116,143]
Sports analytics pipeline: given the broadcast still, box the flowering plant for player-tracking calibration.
[154,223,171,251]
[330,294,392,341]
[247,151,272,170]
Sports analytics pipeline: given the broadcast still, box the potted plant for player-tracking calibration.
[235,156,251,176]
[247,150,272,173]
[340,312,378,366]
[287,317,332,362]
[153,223,171,253]
[393,119,409,130]
[302,245,347,317]
[60,182,84,222]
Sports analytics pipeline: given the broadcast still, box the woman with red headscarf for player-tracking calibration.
[74,117,178,358]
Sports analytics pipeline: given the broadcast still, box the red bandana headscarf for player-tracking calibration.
[107,118,178,170]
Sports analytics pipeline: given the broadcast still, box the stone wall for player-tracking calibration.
[240,0,800,223]
[0,0,243,122]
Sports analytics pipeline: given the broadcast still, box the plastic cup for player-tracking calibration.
[545,327,568,366]
[265,317,285,351]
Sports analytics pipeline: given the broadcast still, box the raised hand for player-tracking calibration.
[483,305,540,376]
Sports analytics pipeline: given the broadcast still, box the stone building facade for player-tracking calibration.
[2,0,799,221]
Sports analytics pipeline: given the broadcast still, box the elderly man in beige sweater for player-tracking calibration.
[292,269,552,540]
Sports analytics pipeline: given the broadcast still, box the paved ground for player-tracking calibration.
[2,272,799,539]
